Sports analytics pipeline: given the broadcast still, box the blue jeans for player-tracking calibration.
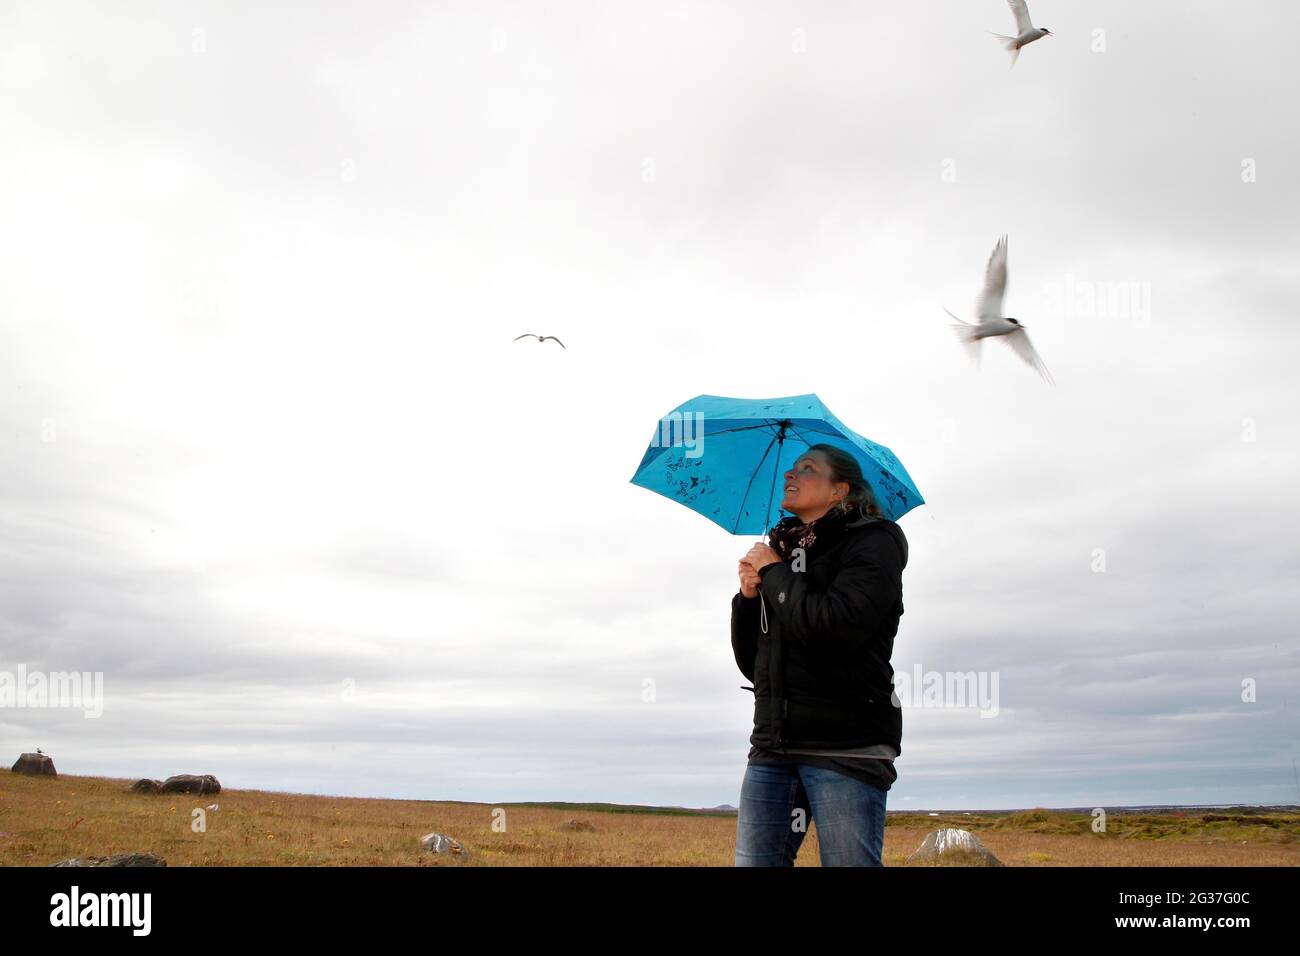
[735,762,887,866]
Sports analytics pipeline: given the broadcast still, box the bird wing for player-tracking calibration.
[1002,326,1054,384]
[513,333,538,341]
[975,235,1009,320]
[540,336,566,349]
[1007,0,1035,33]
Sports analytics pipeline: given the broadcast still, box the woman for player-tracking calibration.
[731,443,908,866]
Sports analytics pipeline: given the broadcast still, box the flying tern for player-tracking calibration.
[945,235,1054,384]
[513,333,566,349]
[991,0,1052,69]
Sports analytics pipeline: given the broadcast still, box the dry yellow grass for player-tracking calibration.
[2,769,1296,866]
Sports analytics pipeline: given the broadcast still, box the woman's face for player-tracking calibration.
[780,451,849,518]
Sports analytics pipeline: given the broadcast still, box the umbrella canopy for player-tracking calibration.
[629,392,923,535]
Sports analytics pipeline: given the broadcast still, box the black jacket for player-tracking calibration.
[731,515,908,753]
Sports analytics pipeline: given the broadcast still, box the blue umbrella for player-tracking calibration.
[629,392,924,536]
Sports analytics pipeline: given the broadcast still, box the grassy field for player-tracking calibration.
[2,769,1297,866]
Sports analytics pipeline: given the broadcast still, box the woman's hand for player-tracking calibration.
[744,543,781,575]
[738,560,761,599]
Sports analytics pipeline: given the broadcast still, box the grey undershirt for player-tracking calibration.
[771,743,899,759]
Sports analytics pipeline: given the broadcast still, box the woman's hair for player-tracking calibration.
[806,443,885,521]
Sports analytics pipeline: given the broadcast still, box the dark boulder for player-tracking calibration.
[11,752,57,776]
[159,774,221,795]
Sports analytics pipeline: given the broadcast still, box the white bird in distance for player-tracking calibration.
[513,333,566,349]
[945,235,1054,384]
[991,0,1052,68]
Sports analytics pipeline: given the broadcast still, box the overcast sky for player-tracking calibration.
[2,1,1297,813]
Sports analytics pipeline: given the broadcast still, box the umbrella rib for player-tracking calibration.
[708,422,785,438]
[785,423,819,448]
[762,439,783,538]
[732,432,780,535]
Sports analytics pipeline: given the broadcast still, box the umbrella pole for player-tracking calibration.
[757,422,789,637]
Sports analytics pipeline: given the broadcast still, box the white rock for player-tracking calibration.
[906,827,1003,866]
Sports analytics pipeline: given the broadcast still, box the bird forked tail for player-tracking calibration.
[945,307,982,368]
[988,32,1021,69]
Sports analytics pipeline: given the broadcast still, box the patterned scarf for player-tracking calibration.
[767,505,857,563]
